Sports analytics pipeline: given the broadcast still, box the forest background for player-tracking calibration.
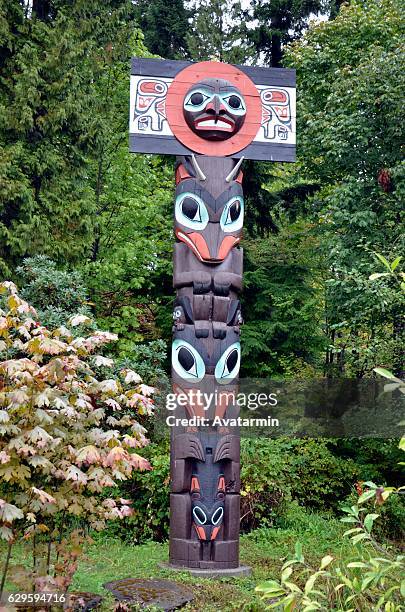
[0,0,404,597]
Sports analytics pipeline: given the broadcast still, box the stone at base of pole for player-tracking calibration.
[158,562,252,578]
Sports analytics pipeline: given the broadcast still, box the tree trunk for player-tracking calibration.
[32,0,52,20]
[270,14,282,67]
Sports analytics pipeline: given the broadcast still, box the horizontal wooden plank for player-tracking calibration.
[129,133,189,156]
[131,58,190,77]
[240,65,295,88]
[129,133,296,162]
[238,142,296,161]
[131,58,296,88]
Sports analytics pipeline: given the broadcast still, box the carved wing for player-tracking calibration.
[174,433,205,462]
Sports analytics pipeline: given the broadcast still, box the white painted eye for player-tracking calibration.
[172,339,205,382]
[173,308,182,320]
[184,89,214,111]
[220,196,244,233]
[212,507,224,525]
[175,192,209,230]
[215,342,241,384]
[193,506,207,525]
[221,93,246,115]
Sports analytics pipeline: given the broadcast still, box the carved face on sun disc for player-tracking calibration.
[183,78,246,141]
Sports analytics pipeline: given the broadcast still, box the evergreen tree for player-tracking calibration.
[0,0,139,276]
[284,0,404,376]
[186,0,251,63]
[133,0,190,59]
[248,0,327,67]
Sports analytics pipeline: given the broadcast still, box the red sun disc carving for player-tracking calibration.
[166,61,262,157]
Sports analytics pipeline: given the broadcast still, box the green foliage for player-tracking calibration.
[187,0,252,63]
[241,439,360,526]
[257,503,404,611]
[343,488,405,544]
[0,0,145,276]
[103,442,170,544]
[330,438,404,485]
[247,0,328,66]
[281,0,405,377]
[0,281,154,591]
[15,256,91,331]
[115,340,169,386]
[256,443,405,611]
[84,154,174,358]
[242,220,326,377]
[133,0,190,58]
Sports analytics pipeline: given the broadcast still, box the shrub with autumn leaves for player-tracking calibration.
[0,281,153,593]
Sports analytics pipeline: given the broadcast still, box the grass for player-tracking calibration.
[0,504,369,611]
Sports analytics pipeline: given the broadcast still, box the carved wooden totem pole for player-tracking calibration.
[130,59,296,571]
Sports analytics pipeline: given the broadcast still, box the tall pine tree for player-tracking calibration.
[0,0,139,276]
[248,0,328,67]
[186,0,251,63]
[133,0,190,59]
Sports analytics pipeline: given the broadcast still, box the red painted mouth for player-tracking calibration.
[176,229,240,263]
[194,114,235,132]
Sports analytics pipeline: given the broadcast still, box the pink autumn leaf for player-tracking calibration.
[0,451,10,464]
[106,416,119,427]
[69,315,92,327]
[65,465,88,484]
[0,525,14,541]
[104,398,122,411]
[109,507,122,518]
[128,453,151,471]
[7,389,30,408]
[98,379,119,394]
[0,499,24,522]
[28,336,67,356]
[31,487,56,505]
[122,435,141,448]
[102,499,116,509]
[104,446,128,467]
[93,355,114,367]
[76,445,101,466]
[126,393,148,407]
[27,426,53,448]
[0,411,10,424]
[1,358,37,375]
[120,505,134,518]
[139,384,156,396]
[122,369,142,384]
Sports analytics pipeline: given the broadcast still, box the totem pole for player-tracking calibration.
[129,59,296,571]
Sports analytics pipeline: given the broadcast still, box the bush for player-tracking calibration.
[16,256,92,331]
[104,437,362,542]
[103,442,170,544]
[240,438,360,532]
[343,488,405,543]
[330,438,404,485]
[0,281,153,591]
[256,481,405,611]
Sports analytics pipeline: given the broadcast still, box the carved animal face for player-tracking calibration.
[191,474,225,541]
[172,337,240,387]
[183,78,246,141]
[175,179,244,263]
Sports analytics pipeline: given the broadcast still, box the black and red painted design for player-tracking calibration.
[129,58,296,571]
[170,153,243,569]
[130,58,296,161]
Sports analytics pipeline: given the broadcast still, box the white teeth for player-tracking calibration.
[197,119,232,130]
